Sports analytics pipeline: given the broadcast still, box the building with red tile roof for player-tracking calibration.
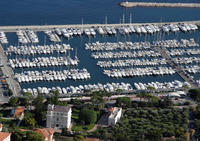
[14,106,24,120]
[0,132,11,141]
[33,128,54,141]
[0,124,3,132]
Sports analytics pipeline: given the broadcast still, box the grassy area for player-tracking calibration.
[0,110,11,117]
[0,118,17,128]
[55,136,73,141]
[72,124,95,132]
[72,109,80,120]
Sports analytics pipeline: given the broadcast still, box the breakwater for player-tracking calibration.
[120,2,200,8]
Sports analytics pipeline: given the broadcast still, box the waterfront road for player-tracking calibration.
[0,44,21,96]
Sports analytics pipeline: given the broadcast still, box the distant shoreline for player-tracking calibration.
[119,2,200,8]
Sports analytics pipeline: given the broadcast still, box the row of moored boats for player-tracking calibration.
[15,69,90,83]
[17,30,39,44]
[103,67,175,78]
[6,44,73,55]
[23,82,133,95]
[0,31,8,44]
[9,56,79,68]
[97,58,167,68]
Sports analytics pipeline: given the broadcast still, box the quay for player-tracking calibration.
[0,20,200,32]
[0,44,21,96]
[155,45,198,88]
[120,2,200,8]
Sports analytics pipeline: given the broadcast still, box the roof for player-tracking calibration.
[19,129,29,132]
[85,138,99,141]
[34,128,54,139]
[0,132,11,141]
[14,106,24,117]
[48,104,71,113]
[108,107,114,112]
[109,107,122,119]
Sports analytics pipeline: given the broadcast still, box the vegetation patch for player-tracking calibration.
[72,124,95,132]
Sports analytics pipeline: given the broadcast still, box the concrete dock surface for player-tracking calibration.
[120,2,200,8]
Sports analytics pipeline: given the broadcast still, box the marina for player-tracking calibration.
[0,0,200,96]
[1,28,200,96]
[0,26,200,96]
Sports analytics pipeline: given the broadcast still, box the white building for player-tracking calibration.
[46,104,71,129]
[0,132,11,141]
[108,107,122,126]
[0,124,2,132]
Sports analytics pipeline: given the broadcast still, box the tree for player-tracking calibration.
[79,108,97,125]
[116,97,131,107]
[91,93,105,110]
[23,92,33,110]
[159,97,173,108]
[11,129,26,141]
[189,89,200,102]
[61,127,71,136]
[50,90,59,105]
[33,93,45,125]
[9,97,19,107]
[18,97,28,107]
[25,131,44,141]
[8,88,13,96]
[24,117,36,128]
[73,135,85,141]
[175,127,185,137]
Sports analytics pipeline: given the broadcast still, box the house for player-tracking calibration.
[0,132,11,141]
[34,128,54,141]
[46,104,71,129]
[0,124,3,132]
[12,106,24,120]
[108,107,122,126]
[20,128,54,141]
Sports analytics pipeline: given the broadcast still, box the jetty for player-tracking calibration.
[0,20,200,32]
[155,45,198,88]
[120,2,200,8]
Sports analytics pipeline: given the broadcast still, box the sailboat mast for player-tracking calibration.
[122,14,125,24]
[81,18,83,31]
[130,13,132,24]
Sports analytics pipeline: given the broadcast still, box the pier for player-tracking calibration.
[120,2,200,8]
[0,45,21,96]
[155,45,198,88]
[0,20,200,32]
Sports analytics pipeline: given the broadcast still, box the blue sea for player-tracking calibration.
[1,0,200,88]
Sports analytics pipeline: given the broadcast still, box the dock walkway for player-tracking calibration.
[155,45,198,88]
[0,44,21,96]
[120,2,200,8]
